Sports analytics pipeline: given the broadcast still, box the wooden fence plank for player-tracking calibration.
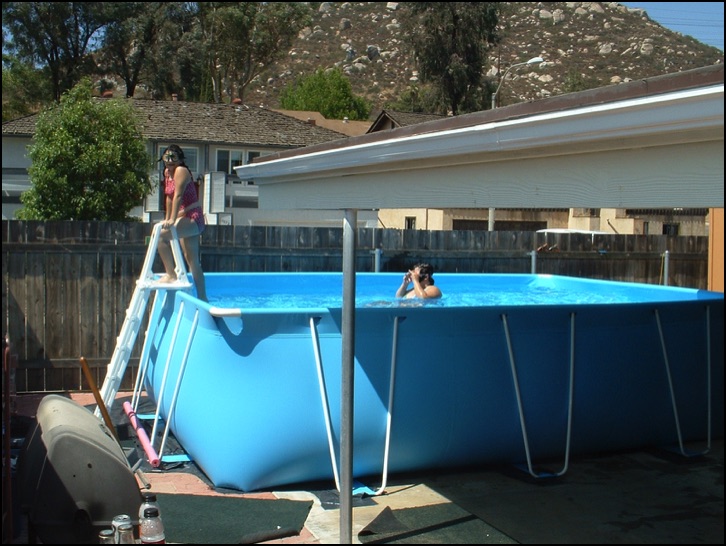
[79,251,101,360]
[26,251,46,362]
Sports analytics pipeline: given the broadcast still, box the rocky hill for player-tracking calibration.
[243,1,724,116]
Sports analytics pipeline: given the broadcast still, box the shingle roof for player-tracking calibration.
[384,110,449,127]
[3,98,350,149]
[366,109,449,133]
[272,109,371,136]
[2,114,37,136]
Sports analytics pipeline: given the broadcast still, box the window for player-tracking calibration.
[405,217,416,229]
[181,148,198,173]
[216,150,229,173]
[216,149,245,176]
[663,223,679,236]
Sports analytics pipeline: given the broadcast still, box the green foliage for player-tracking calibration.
[1,56,52,122]
[3,2,115,101]
[2,2,309,105]
[17,79,153,221]
[562,69,600,94]
[196,2,312,103]
[96,2,176,99]
[386,83,446,114]
[402,2,501,115]
[279,68,371,121]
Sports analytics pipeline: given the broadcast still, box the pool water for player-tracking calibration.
[206,272,712,309]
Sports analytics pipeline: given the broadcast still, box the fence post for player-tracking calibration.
[662,250,670,285]
[373,248,383,272]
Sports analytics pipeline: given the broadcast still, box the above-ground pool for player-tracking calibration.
[137,273,724,492]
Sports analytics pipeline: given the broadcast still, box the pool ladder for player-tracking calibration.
[95,223,192,418]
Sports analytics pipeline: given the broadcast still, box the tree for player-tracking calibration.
[2,3,312,106]
[386,83,443,114]
[279,68,371,121]
[17,79,153,221]
[2,2,114,101]
[401,2,501,115]
[2,56,52,122]
[95,2,173,98]
[196,2,312,103]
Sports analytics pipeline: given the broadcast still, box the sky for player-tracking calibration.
[621,2,724,51]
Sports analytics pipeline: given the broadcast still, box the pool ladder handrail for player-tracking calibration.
[95,222,192,415]
[501,312,576,479]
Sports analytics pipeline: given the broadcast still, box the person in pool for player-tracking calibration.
[395,263,442,299]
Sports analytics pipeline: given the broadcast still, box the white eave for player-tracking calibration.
[236,70,724,211]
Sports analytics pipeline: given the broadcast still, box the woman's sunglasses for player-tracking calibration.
[163,153,179,162]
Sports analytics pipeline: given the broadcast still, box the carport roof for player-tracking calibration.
[236,64,724,210]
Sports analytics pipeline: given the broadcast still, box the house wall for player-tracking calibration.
[4,136,713,236]
[225,207,379,227]
[1,135,33,219]
[1,137,32,169]
[709,207,724,292]
[378,207,708,236]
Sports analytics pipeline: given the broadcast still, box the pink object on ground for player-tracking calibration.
[123,401,161,467]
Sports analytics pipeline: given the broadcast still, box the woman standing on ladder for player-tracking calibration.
[157,144,207,301]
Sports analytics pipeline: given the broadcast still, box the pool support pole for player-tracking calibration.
[340,209,357,543]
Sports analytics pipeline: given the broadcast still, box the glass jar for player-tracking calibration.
[98,528,115,544]
[117,523,136,544]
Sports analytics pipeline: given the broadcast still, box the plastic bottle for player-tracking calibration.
[139,491,162,524]
[139,506,166,544]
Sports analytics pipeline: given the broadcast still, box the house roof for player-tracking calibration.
[272,109,371,136]
[2,98,350,149]
[367,109,449,133]
[1,114,37,136]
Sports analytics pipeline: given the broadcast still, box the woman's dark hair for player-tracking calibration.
[416,263,435,284]
[159,144,186,162]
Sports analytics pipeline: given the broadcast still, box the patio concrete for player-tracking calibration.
[8,392,723,544]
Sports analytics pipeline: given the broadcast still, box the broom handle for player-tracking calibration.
[80,356,120,443]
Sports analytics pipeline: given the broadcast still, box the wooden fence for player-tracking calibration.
[2,220,709,393]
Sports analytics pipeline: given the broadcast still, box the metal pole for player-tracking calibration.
[491,57,544,109]
[3,337,13,544]
[531,250,537,274]
[492,62,523,109]
[340,209,357,544]
[663,250,670,285]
